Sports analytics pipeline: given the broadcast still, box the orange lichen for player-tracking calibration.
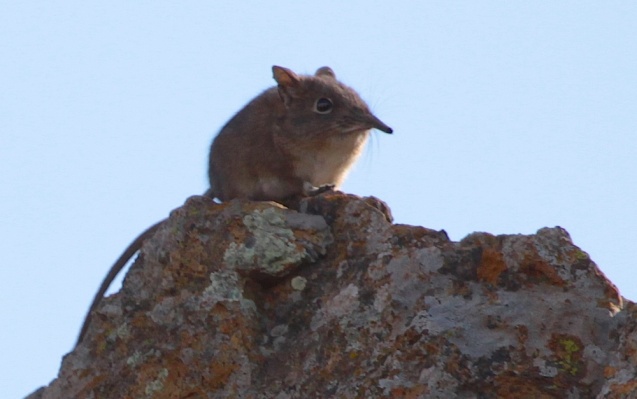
[602,380,637,399]
[493,373,556,399]
[390,384,429,398]
[520,256,566,287]
[477,248,507,284]
[515,324,529,345]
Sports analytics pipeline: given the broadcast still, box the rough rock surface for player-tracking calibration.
[28,193,636,398]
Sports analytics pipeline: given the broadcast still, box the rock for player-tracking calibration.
[27,193,634,398]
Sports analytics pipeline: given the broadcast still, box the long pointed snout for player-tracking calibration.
[365,112,393,134]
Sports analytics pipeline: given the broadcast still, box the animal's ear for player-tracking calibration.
[272,66,301,106]
[272,65,301,106]
[315,66,335,79]
[273,66,300,87]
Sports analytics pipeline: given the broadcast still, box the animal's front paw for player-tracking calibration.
[303,182,335,197]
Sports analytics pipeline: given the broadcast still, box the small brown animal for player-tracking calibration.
[77,65,392,345]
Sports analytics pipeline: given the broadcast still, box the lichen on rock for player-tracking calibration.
[27,193,636,399]
[223,206,332,278]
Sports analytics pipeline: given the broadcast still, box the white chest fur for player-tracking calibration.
[296,131,369,187]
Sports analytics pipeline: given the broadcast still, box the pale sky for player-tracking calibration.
[2,2,636,397]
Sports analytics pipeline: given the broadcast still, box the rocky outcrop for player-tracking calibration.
[28,193,636,398]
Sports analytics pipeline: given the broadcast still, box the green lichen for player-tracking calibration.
[96,339,107,353]
[557,338,581,375]
[126,350,143,367]
[573,249,589,261]
[145,368,168,396]
[126,349,161,368]
[105,323,130,344]
[204,270,242,301]
[115,323,130,340]
[291,276,307,291]
[223,208,305,276]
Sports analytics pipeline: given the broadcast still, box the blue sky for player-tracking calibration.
[2,2,636,397]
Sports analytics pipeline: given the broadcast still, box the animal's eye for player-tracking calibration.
[314,98,333,114]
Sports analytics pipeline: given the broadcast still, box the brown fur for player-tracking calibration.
[209,66,392,200]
